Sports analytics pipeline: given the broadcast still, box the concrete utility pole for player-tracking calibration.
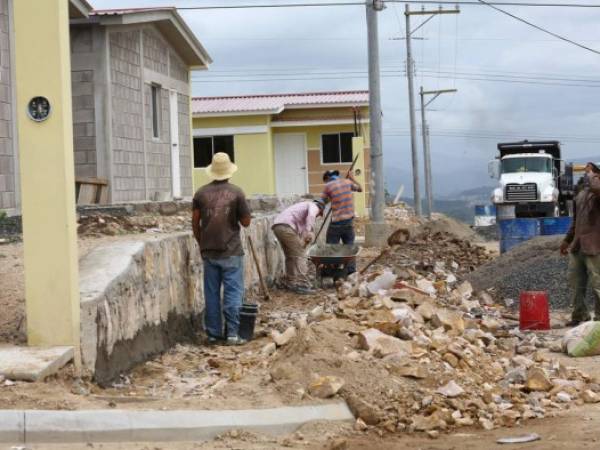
[420,87,457,217]
[404,4,421,216]
[366,0,386,240]
[404,5,459,217]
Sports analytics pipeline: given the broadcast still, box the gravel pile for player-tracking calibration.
[468,235,594,309]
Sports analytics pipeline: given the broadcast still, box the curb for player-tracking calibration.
[0,402,354,444]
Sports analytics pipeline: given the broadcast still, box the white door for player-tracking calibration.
[169,90,181,198]
[274,133,308,195]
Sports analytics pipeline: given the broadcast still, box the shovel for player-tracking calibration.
[247,235,271,301]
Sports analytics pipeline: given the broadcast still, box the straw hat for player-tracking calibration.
[206,152,238,181]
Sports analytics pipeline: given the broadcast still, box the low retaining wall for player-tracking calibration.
[79,213,285,385]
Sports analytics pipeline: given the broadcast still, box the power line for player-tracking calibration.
[477,0,600,56]
[175,1,600,10]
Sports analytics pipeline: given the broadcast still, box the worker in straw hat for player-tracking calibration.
[192,152,252,345]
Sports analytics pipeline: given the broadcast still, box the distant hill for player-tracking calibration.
[399,185,496,225]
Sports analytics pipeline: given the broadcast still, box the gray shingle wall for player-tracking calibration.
[0,0,14,210]
[71,27,97,178]
[169,51,188,83]
[178,93,192,196]
[143,28,168,76]
[144,84,171,197]
[109,30,145,202]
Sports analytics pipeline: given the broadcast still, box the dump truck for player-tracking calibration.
[488,140,574,218]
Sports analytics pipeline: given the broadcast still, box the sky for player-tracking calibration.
[92,0,600,197]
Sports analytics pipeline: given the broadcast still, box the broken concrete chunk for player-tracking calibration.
[308,376,345,398]
[481,317,502,332]
[479,291,495,306]
[366,271,397,296]
[555,391,571,403]
[431,309,465,334]
[456,281,473,299]
[308,305,324,322]
[389,364,428,379]
[479,417,494,430]
[436,380,465,398]
[358,328,413,357]
[416,302,437,321]
[526,367,553,392]
[415,278,436,296]
[271,326,297,347]
[261,342,277,357]
[582,390,600,403]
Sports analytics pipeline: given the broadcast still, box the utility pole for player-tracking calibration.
[404,5,459,217]
[366,0,385,226]
[420,87,457,217]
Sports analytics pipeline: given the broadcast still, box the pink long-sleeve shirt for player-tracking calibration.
[273,201,320,238]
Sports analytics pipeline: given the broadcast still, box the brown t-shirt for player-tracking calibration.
[192,181,251,259]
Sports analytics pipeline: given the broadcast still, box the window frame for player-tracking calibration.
[193,135,235,169]
[151,84,161,139]
[320,131,355,165]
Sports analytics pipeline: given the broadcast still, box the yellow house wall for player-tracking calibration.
[14,0,81,348]
[272,123,370,217]
[192,115,275,195]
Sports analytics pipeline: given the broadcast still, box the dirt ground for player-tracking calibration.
[3,209,600,450]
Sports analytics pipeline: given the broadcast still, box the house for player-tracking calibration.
[0,2,211,214]
[191,91,371,215]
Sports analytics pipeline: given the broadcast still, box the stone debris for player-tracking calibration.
[308,376,345,398]
[271,326,297,347]
[526,368,553,392]
[436,380,465,398]
[357,328,412,357]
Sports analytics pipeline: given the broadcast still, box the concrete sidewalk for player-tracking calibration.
[0,402,354,444]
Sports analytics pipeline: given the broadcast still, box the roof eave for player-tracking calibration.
[192,109,282,118]
[283,101,369,110]
[93,10,212,68]
[69,0,93,18]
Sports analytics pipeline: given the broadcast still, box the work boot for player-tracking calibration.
[226,336,248,346]
[565,317,590,327]
[290,286,316,295]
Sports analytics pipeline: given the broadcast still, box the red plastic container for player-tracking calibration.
[519,291,550,331]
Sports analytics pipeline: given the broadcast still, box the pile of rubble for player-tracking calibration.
[77,214,189,237]
[258,237,598,437]
[382,228,492,280]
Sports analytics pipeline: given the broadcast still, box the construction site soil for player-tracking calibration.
[5,208,600,449]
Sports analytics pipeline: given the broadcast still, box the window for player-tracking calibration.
[193,135,235,168]
[501,157,553,174]
[321,132,354,164]
[151,85,160,138]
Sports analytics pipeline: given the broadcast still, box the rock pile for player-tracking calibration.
[468,235,592,309]
[262,241,597,436]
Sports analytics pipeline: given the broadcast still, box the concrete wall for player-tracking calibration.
[0,0,15,212]
[70,26,97,178]
[107,25,194,203]
[109,29,146,202]
[79,209,286,384]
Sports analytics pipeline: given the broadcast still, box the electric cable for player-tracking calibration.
[477,0,600,56]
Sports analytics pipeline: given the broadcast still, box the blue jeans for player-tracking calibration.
[203,255,244,339]
[326,219,356,274]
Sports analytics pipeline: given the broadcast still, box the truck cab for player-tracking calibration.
[489,141,564,218]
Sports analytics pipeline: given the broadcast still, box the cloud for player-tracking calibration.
[91,0,600,195]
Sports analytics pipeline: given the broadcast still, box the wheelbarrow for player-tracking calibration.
[308,244,361,288]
